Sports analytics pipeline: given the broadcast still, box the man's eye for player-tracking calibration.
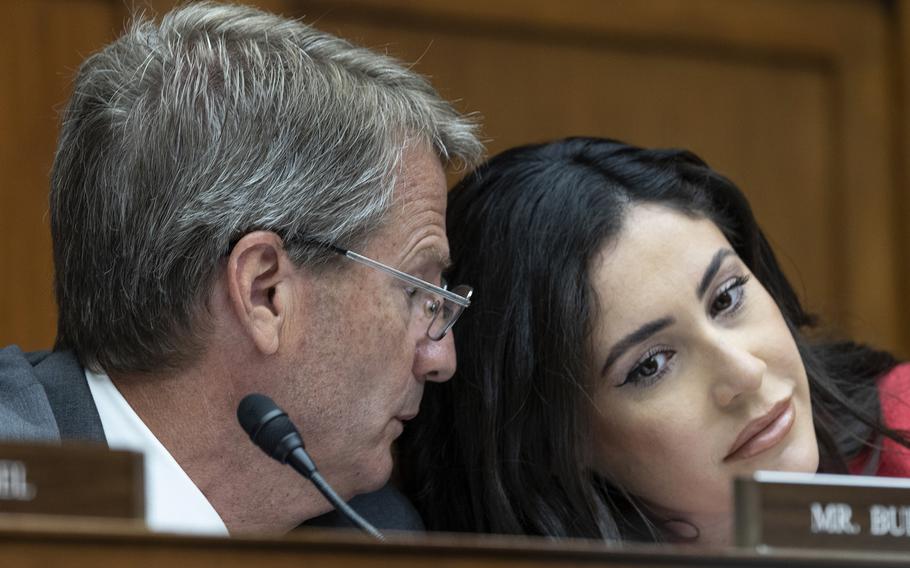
[424,298,440,318]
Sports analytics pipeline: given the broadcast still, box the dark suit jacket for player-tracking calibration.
[0,346,104,443]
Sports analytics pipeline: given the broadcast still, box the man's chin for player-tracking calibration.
[362,446,395,492]
[334,445,395,501]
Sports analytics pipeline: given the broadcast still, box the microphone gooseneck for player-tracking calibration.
[237,393,385,541]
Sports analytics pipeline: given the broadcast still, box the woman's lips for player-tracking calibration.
[724,399,795,462]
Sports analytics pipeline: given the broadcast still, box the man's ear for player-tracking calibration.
[225,231,298,356]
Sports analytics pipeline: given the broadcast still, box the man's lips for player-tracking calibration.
[724,398,795,462]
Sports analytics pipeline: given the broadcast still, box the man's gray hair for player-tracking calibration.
[50,2,483,374]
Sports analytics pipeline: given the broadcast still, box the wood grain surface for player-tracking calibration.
[0,516,910,567]
[1,0,907,358]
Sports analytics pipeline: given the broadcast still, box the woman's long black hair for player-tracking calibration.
[398,137,902,541]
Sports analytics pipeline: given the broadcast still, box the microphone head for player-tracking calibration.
[237,393,279,436]
[237,393,304,461]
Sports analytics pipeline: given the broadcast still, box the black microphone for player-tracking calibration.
[237,393,385,541]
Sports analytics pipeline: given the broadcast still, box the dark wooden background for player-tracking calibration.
[2,0,908,358]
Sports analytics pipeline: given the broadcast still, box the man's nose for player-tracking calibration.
[413,330,457,383]
[709,336,767,407]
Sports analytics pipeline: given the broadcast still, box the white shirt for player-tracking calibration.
[84,369,229,536]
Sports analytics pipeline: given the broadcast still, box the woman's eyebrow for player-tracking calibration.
[696,248,735,300]
[601,316,675,377]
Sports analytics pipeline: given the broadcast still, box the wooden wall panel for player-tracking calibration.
[0,0,119,351]
[898,0,910,362]
[304,20,837,323]
[1,0,906,357]
[294,0,905,355]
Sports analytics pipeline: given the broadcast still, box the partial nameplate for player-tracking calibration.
[736,470,910,552]
[0,442,143,521]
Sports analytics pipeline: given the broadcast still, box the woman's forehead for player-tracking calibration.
[596,205,729,271]
[590,205,734,323]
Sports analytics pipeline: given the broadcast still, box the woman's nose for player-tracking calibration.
[708,336,767,407]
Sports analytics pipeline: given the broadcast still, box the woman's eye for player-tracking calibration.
[619,349,675,387]
[714,291,733,311]
[710,275,749,317]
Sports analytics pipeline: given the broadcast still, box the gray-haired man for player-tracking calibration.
[0,2,481,534]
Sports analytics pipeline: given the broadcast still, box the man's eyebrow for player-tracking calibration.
[696,248,735,300]
[601,316,675,377]
[410,246,451,272]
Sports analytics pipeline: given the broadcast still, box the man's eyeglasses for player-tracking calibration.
[324,243,472,341]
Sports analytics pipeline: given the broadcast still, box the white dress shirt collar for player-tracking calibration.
[84,369,228,536]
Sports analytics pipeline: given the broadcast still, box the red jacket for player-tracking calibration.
[848,363,910,477]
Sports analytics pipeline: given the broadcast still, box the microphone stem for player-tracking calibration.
[308,471,386,541]
[237,394,388,542]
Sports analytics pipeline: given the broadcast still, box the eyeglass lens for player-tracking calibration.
[427,284,472,340]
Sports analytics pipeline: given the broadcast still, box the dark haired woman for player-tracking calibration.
[398,137,909,545]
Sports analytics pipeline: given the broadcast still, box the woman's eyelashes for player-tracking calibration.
[710,274,750,318]
[619,347,676,388]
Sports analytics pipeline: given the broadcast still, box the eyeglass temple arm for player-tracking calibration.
[329,245,470,307]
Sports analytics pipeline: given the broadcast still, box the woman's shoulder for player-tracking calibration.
[878,362,910,408]
[869,362,910,478]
